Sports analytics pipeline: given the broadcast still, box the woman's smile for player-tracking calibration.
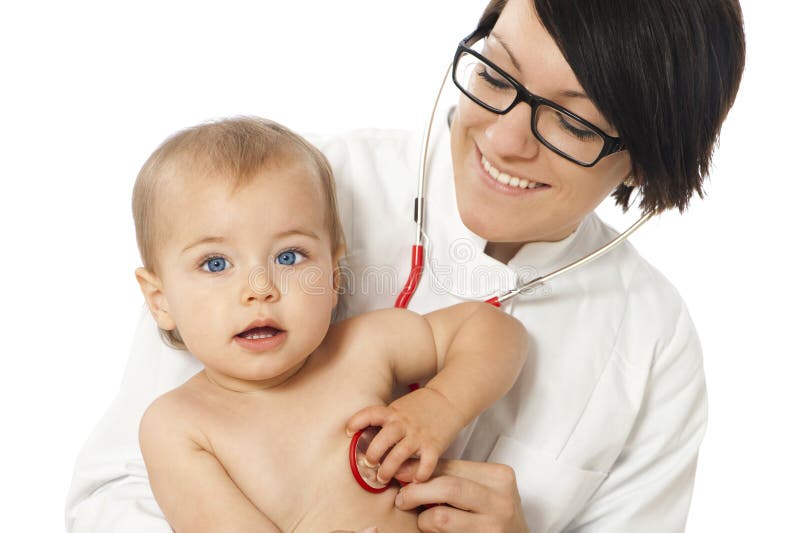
[474,144,552,196]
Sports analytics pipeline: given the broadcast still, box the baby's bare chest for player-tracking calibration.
[198,384,417,531]
[206,385,357,518]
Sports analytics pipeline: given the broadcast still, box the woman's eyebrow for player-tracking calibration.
[490,33,522,71]
[491,32,589,100]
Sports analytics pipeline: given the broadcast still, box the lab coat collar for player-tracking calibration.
[507,220,585,276]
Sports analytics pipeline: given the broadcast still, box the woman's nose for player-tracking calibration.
[242,265,280,304]
[484,102,541,160]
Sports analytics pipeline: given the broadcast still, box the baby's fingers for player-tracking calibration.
[365,424,405,470]
[346,405,392,436]
[413,448,438,483]
[376,437,419,485]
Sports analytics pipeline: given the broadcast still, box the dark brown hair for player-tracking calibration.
[476,0,746,213]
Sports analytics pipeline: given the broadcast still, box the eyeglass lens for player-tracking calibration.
[454,43,605,165]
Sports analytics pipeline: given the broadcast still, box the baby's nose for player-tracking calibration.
[242,266,280,303]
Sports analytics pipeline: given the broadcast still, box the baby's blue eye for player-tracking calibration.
[276,250,306,266]
[201,257,229,273]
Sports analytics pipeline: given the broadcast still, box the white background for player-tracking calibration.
[1,1,797,531]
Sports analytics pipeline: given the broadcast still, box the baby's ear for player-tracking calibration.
[135,267,176,331]
[331,245,347,308]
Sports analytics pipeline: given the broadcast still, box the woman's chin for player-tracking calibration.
[458,201,523,243]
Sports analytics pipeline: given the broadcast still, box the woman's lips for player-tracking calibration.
[473,146,551,196]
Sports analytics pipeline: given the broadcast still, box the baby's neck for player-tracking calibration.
[202,358,308,393]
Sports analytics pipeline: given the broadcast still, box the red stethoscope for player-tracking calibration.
[348,65,653,493]
[349,427,394,493]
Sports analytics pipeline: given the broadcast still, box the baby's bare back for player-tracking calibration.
[170,323,421,532]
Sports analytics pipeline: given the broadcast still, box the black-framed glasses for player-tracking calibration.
[452,30,625,167]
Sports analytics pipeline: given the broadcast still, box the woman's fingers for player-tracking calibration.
[394,459,528,533]
[394,471,503,513]
[416,506,496,533]
[396,458,517,493]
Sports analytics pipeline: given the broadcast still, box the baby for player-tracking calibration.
[134,117,527,532]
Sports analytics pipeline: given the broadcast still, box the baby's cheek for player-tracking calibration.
[176,300,226,353]
[179,323,216,360]
[298,286,337,339]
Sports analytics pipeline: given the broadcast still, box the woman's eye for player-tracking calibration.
[276,249,307,266]
[477,66,512,91]
[557,113,596,141]
[201,257,229,273]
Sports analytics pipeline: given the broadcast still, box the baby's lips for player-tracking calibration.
[235,317,284,337]
[236,325,283,338]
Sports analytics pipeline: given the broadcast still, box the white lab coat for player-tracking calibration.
[66,116,706,533]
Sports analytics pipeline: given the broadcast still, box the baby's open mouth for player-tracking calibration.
[236,326,284,340]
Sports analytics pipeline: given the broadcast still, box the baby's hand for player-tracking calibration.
[345,387,466,485]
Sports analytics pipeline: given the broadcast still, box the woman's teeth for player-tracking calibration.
[481,155,546,190]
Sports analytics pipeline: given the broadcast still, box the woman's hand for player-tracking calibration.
[393,458,529,533]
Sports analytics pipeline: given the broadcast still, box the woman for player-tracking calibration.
[66,0,745,531]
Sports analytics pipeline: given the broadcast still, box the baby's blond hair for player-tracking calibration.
[132,116,345,350]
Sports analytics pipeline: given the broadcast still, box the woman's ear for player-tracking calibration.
[135,267,176,331]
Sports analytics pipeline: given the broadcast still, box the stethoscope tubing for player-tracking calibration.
[354,62,654,496]
[492,211,654,304]
[402,63,654,309]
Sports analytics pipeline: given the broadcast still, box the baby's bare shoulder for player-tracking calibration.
[143,375,207,419]
[140,375,211,452]
[329,308,429,344]
[320,309,435,380]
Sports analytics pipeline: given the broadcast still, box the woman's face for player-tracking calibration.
[450,0,633,244]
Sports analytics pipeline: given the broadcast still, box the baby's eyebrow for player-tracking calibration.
[182,236,226,254]
[181,229,321,255]
[273,228,321,241]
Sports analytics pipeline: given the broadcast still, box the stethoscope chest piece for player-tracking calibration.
[349,427,390,493]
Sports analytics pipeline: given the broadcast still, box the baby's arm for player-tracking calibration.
[139,395,280,533]
[346,302,527,484]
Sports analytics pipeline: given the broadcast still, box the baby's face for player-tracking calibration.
[147,161,341,391]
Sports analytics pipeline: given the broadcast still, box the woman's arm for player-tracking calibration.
[563,301,707,532]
